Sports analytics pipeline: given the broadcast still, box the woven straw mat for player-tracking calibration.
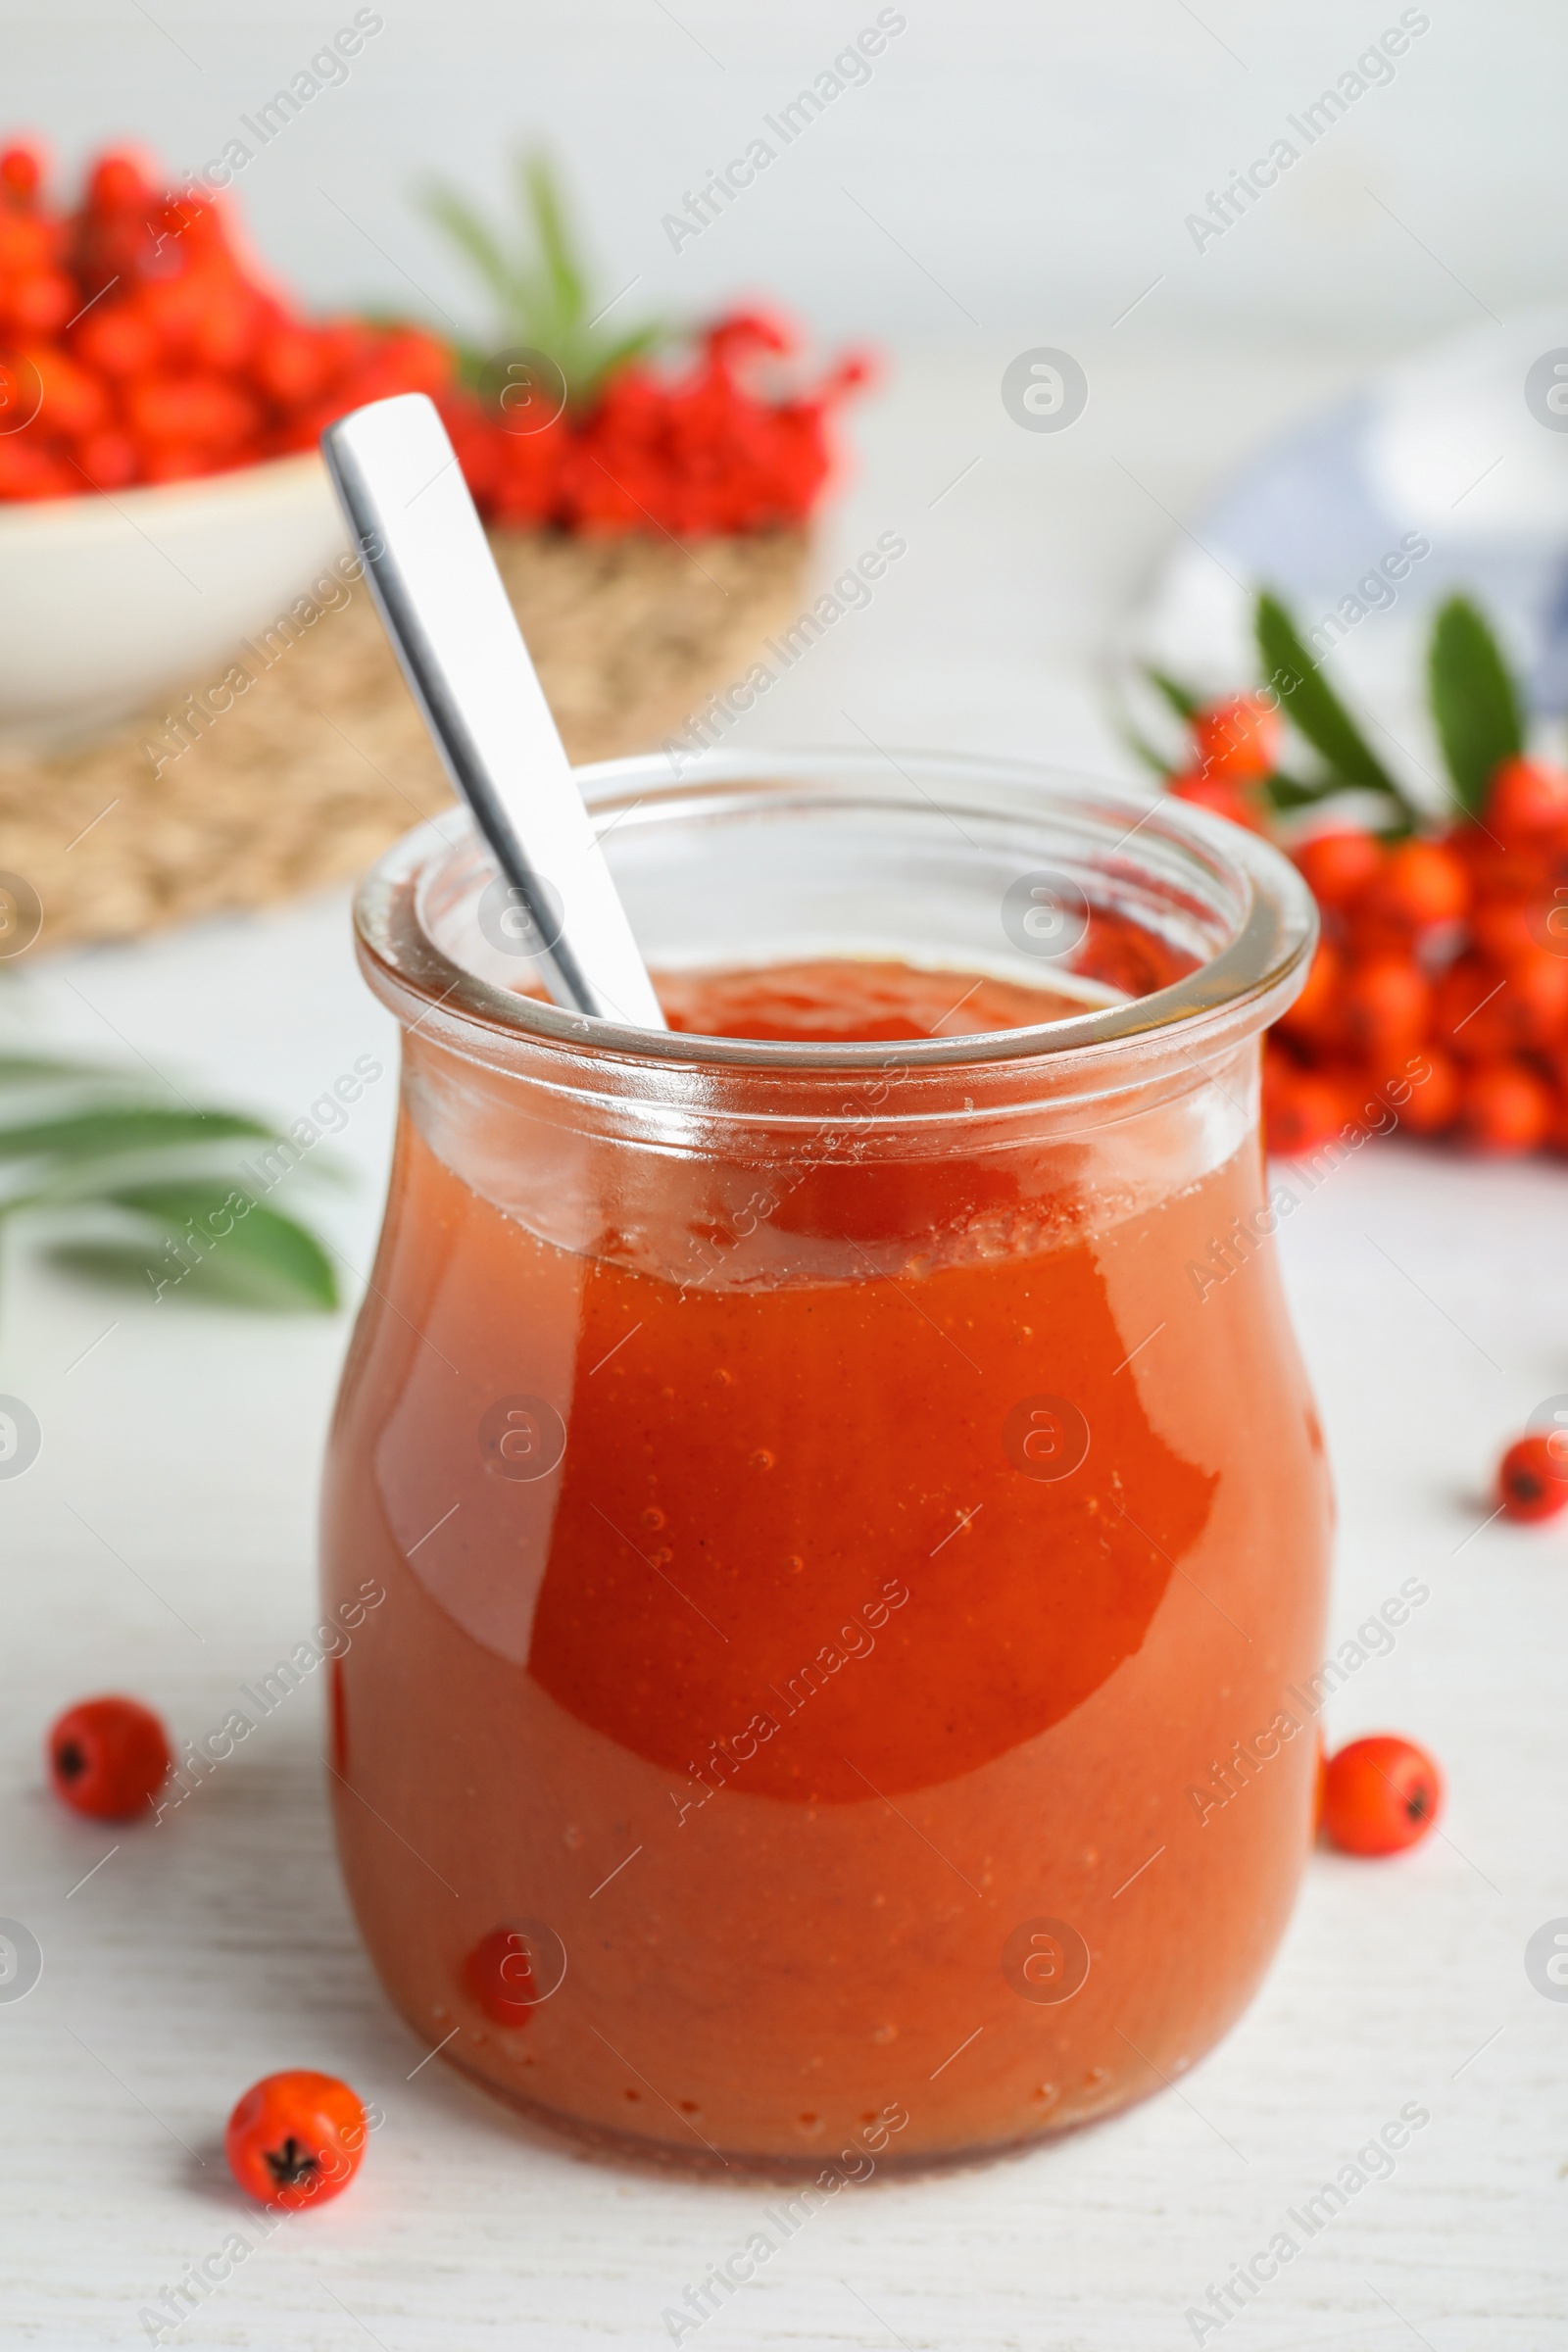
[0,527,809,953]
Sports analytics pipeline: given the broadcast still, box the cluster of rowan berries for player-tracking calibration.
[0,140,862,535]
[0,144,449,499]
[1166,693,1568,1157]
[447,310,868,537]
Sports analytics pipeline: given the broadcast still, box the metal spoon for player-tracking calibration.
[321,392,666,1030]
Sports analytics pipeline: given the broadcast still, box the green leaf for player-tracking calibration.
[523,153,585,332]
[45,1241,182,1299]
[583,321,664,392]
[0,1052,130,1085]
[1144,666,1201,723]
[1263,771,1342,811]
[1255,590,1399,796]
[0,1054,343,1316]
[48,1235,330,1314]
[107,1180,339,1312]
[1427,594,1524,814]
[0,1104,274,1166]
[422,150,669,412]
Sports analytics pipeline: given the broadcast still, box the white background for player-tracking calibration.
[5,0,1566,346]
[2,8,1568,2349]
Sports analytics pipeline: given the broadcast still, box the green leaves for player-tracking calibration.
[109,1182,339,1312]
[0,1105,272,1166]
[1428,595,1523,814]
[523,152,584,333]
[0,1057,340,1314]
[1134,630,1394,817]
[0,1052,125,1083]
[1255,592,1402,798]
[1137,583,1532,836]
[423,151,667,409]
[1145,667,1201,723]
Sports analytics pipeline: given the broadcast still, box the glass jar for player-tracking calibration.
[322,748,1328,2171]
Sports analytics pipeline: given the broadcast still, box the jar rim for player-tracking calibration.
[353,746,1317,1075]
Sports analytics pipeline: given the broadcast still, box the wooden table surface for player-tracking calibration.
[3,338,1566,2351]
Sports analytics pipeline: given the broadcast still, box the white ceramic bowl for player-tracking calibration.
[0,451,352,749]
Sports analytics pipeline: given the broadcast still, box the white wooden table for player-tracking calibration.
[3,339,1566,2350]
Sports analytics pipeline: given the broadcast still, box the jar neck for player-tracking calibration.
[355,756,1315,1109]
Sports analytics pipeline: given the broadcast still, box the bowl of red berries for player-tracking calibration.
[0,454,355,747]
[0,140,866,754]
[0,143,461,745]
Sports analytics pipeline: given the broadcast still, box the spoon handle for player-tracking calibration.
[322,393,666,1030]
